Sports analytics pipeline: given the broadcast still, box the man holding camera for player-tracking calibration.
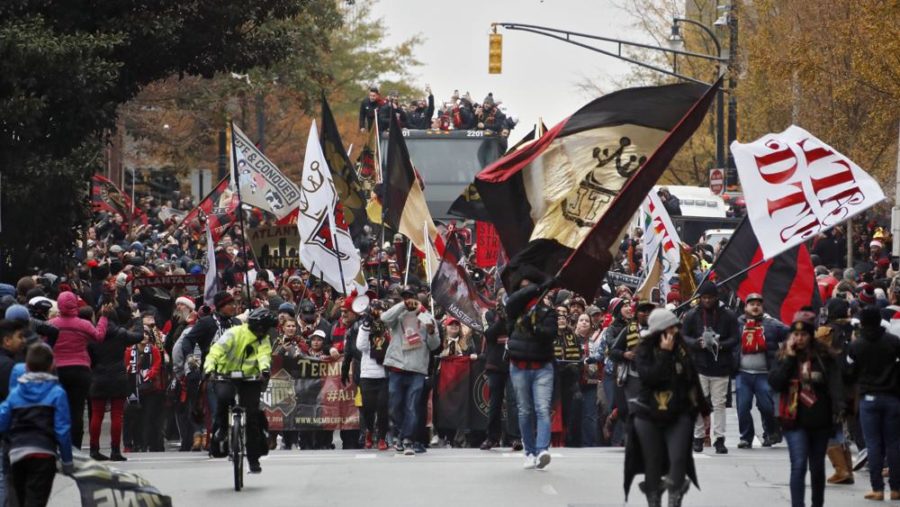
[682,281,739,454]
[381,286,440,455]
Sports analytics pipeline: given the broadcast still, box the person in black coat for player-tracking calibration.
[406,87,434,129]
[625,309,708,507]
[479,307,521,450]
[358,87,383,131]
[87,315,142,461]
[0,320,26,401]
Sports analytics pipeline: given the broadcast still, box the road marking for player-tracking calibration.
[354,454,376,459]
[541,484,558,495]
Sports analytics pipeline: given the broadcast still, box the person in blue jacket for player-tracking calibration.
[0,343,73,507]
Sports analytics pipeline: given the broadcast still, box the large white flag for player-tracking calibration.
[640,191,681,296]
[203,223,218,306]
[732,125,885,259]
[297,121,361,294]
[231,123,303,219]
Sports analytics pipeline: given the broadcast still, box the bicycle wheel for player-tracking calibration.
[232,412,244,491]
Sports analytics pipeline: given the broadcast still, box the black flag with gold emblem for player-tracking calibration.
[321,95,369,243]
[475,81,719,295]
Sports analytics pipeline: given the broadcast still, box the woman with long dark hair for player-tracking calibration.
[624,309,708,507]
[769,310,844,507]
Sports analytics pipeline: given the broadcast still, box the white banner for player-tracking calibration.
[297,121,361,294]
[732,125,885,259]
[640,191,681,295]
[231,123,302,219]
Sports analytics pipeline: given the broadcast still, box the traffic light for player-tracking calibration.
[488,33,502,74]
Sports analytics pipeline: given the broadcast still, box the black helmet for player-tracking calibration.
[247,308,276,335]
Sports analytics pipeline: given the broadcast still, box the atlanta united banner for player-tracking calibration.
[263,356,359,431]
[70,453,172,507]
[434,357,490,432]
[232,123,303,219]
[732,125,885,260]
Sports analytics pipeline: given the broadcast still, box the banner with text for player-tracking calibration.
[249,225,302,269]
[71,453,172,507]
[263,356,359,431]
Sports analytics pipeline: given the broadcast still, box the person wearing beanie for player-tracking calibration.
[816,297,858,485]
[598,296,633,446]
[735,293,789,450]
[846,305,900,501]
[857,283,876,306]
[681,281,739,454]
[769,310,845,507]
[608,300,655,445]
[625,308,707,507]
[3,304,59,347]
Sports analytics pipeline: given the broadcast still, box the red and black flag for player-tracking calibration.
[712,217,822,324]
[91,174,147,225]
[321,95,369,243]
[177,177,239,242]
[475,81,719,296]
[431,231,493,332]
[434,357,489,432]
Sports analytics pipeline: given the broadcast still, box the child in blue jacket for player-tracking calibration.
[0,343,73,507]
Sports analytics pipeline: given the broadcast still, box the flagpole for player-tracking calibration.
[378,115,389,287]
[673,256,768,314]
[424,220,434,313]
[403,239,413,285]
[228,120,252,305]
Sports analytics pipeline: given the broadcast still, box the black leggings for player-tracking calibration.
[359,378,389,440]
[633,413,693,492]
[57,366,91,449]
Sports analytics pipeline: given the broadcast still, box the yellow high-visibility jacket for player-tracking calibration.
[204,323,272,377]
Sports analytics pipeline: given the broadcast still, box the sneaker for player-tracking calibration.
[394,439,405,453]
[761,435,774,447]
[714,437,728,454]
[364,431,373,450]
[737,440,752,449]
[511,440,524,452]
[692,438,704,453]
[429,434,440,446]
[536,450,551,470]
[248,461,262,474]
[413,442,427,454]
[377,439,389,451]
[403,439,415,456]
[480,439,496,451]
[523,454,537,470]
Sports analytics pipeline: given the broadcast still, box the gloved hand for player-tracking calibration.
[261,370,271,382]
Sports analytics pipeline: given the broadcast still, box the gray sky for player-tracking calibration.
[369,0,653,141]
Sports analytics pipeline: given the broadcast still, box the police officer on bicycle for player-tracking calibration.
[204,308,276,474]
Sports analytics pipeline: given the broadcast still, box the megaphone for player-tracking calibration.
[352,293,370,314]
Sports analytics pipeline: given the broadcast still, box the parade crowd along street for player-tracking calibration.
[1,81,899,507]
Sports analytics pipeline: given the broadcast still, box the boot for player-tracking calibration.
[639,482,662,507]
[364,431,374,449]
[191,434,202,452]
[667,478,691,507]
[90,447,110,461]
[863,491,884,501]
[826,444,854,484]
[201,432,209,451]
[109,446,127,462]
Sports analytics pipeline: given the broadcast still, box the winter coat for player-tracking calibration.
[681,304,739,377]
[89,321,143,399]
[736,314,789,372]
[0,348,20,401]
[341,320,362,385]
[482,318,509,372]
[125,342,164,394]
[179,312,240,367]
[356,323,387,380]
[359,97,382,130]
[49,291,108,369]
[377,104,407,132]
[769,345,845,430]
[407,95,434,129]
[381,302,440,375]
[847,326,900,396]
[0,372,73,465]
[203,323,272,377]
[505,284,557,363]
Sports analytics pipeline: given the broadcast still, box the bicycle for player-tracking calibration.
[213,372,264,492]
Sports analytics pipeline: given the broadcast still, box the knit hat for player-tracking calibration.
[790,308,817,334]
[4,304,30,322]
[608,297,627,318]
[483,93,495,106]
[826,298,849,320]
[698,281,718,297]
[0,284,14,299]
[857,283,876,305]
[859,305,883,329]
[646,309,680,335]
[213,291,235,308]
[109,244,123,254]
[278,302,296,317]
[870,240,883,249]
[175,296,196,311]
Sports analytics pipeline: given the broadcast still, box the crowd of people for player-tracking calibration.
[359,85,517,137]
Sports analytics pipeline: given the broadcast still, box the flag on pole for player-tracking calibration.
[204,223,219,306]
[640,190,681,296]
[678,244,698,298]
[297,120,361,294]
[91,174,147,225]
[176,177,239,242]
[711,218,821,324]
[321,95,370,242]
[384,114,441,279]
[231,122,302,219]
[357,117,382,188]
[731,125,886,260]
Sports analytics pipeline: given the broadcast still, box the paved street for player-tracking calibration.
[48,409,883,507]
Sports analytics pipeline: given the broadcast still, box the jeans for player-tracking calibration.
[784,427,830,507]
[486,371,520,441]
[581,384,599,447]
[388,371,425,442]
[602,375,623,445]
[510,362,554,456]
[633,414,693,492]
[694,374,729,440]
[858,393,900,492]
[736,371,777,443]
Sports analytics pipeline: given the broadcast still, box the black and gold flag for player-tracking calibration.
[321,95,369,242]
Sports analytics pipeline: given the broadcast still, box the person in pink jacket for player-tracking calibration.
[49,291,113,449]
